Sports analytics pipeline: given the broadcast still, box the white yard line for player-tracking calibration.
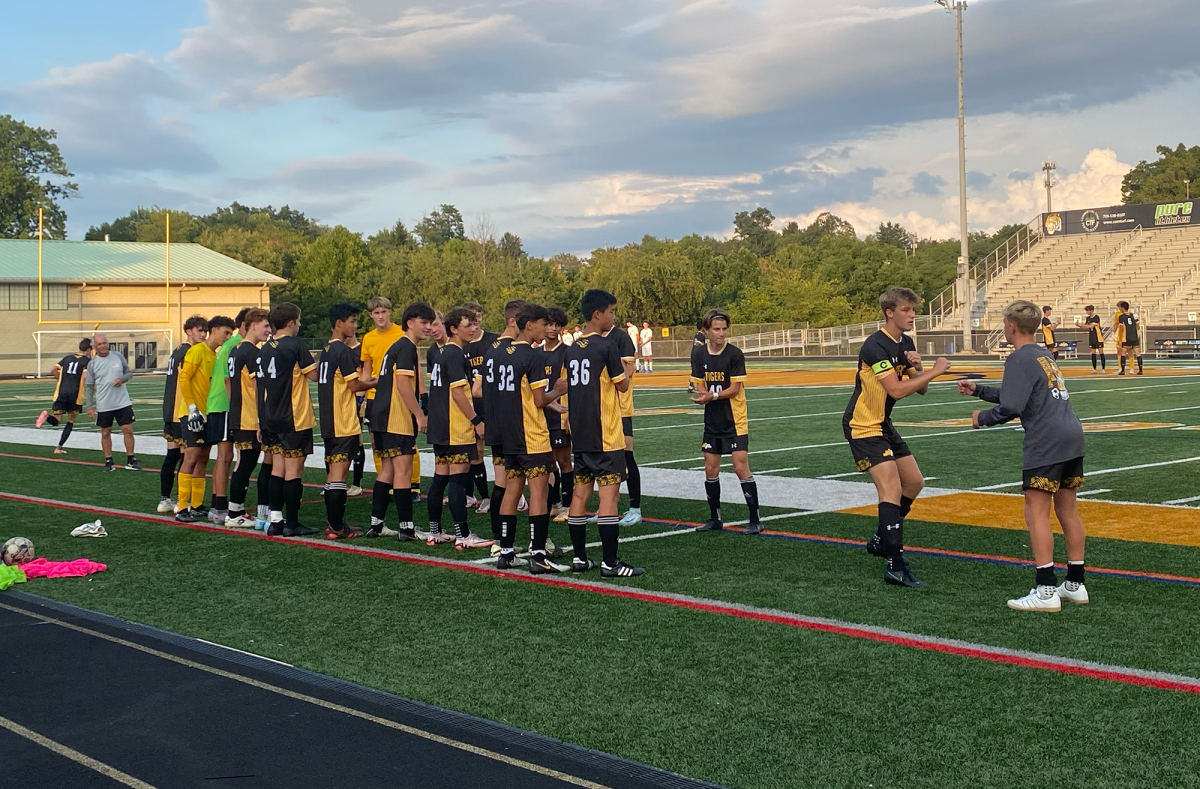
[1162,494,1200,505]
[973,456,1200,490]
[634,399,976,433]
[1074,488,1112,497]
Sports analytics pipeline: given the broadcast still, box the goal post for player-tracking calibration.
[33,328,175,377]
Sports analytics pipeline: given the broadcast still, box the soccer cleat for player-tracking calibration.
[426,532,455,546]
[475,499,491,515]
[254,519,268,532]
[282,523,320,537]
[1007,587,1062,612]
[619,508,642,526]
[1056,582,1089,605]
[365,524,398,538]
[157,498,176,514]
[585,514,598,525]
[553,509,570,523]
[411,490,422,503]
[347,485,363,497]
[530,554,570,574]
[455,534,495,550]
[517,495,528,512]
[528,538,565,558]
[208,510,227,525]
[490,542,502,557]
[414,528,433,541]
[70,522,107,538]
[175,508,202,523]
[125,459,143,471]
[266,522,285,536]
[325,523,364,540]
[397,528,418,542]
[53,447,67,455]
[570,557,597,573]
[743,521,763,536]
[865,533,885,556]
[695,519,723,532]
[1117,370,1125,376]
[495,552,527,570]
[36,410,49,428]
[884,559,927,588]
[601,560,645,578]
[103,459,116,472]
[1136,370,1144,376]
[225,514,257,529]
[466,495,478,508]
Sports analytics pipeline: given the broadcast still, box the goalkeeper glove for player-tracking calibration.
[186,404,206,433]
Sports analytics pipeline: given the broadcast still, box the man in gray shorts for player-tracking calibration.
[85,333,141,472]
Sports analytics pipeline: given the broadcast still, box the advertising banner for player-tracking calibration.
[1040,201,1194,237]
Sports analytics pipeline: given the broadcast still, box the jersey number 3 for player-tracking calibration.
[568,359,591,386]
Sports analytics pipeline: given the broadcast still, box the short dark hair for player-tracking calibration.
[208,315,237,331]
[503,299,528,322]
[879,287,922,317]
[243,307,268,328]
[401,301,437,331]
[445,306,476,338]
[328,303,359,327]
[581,289,617,323]
[463,300,484,317]
[78,338,93,352]
[516,303,550,330]
[546,307,569,328]
[1042,305,1052,313]
[1085,305,1095,311]
[1117,300,1130,311]
[233,307,251,328]
[269,303,302,330]
[702,308,731,330]
[696,320,705,330]
[183,314,208,332]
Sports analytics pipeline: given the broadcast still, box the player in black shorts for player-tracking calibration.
[601,318,642,525]
[1115,300,1143,375]
[156,316,208,513]
[318,304,372,540]
[843,287,950,588]
[36,338,93,454]
[1041,306,1061,360]
[475,300,527,550]
[224,309,271,528]
[690,309,761,535]
[1075,305,1106,373]
[543,307,574,522]
[463,301,498,510]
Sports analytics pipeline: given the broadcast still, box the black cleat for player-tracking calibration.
[866,533,885,556]
[282,523,319,537]
[124,459,143,471]
[103,460,116,472]
[570,557,597,573]
[601,560,645,578]
[884,559,927,588]
[175,508,201,523]
[743,521,763,536]
[496,552,525,570]
[695,519,723,532]
[396,529,418,542]
[530,554,569,574]
[266,522,285,536]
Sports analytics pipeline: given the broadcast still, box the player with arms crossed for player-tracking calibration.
[1075,305,1106,374]
[224,309,271,528]
[691,309,761,535]
[36,338,93,454]
[318,304,374,539]
[843,287,950,588]
[960,300,1089,611]
[1114,301,1143,376]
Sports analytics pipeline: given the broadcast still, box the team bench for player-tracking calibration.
[997,340,1077,360]
[1154,338,1200,358]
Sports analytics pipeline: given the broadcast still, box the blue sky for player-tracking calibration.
[3,0,1198,254]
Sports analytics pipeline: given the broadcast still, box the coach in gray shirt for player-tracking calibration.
[85,333,141,471]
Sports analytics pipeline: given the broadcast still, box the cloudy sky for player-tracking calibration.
[4,0,1198,254]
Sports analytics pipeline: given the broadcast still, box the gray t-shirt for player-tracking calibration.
[85,352,134,412]
[974,343,1084,469]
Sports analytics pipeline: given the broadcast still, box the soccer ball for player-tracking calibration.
[2,537,35,566]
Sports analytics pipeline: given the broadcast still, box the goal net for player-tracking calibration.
[33,328,175,377]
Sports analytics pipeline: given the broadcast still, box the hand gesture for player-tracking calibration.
[415,413,428,435]
[931,357,951,376]
[905,350,923,371]
[690,391,714,405]
[957,378,977,396]
[551,376,568,397]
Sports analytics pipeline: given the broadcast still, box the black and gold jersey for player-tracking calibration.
[162,343,191,423]
[427,342,474,447]
[1118,311,1140,345]
[842,329,915,440]
[227,341,260,431]
[256,336,317,434]
[1041,317,1057,346]
[466,331,500,384]
[1085,315,1104,347]
[603,327,637,418]
[366,336,419,436]
[318,340,362,438]
[53,353,89,407]
[492,341,551,455]
[481,336,514,445]
[565,333,626,453]
[690,343,748,439]
[541,340,568,431]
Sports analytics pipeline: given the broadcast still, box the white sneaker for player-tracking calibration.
[347,485,363,497]
[517,495,528,512]
[70,521,107,538]
[208,510,227,525]
[372,524,399,537]
[619,508,642,526]
[157,499,176,514]
[1056,582,1089,604]
[466,495,479,508]
[225,514,257,529]
[476,499,491,515]
[1007,586,1062,612]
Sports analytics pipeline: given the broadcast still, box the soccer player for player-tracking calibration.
[318,304,372,540]
[176,316,236,522]
[640,321,655,373]
[492,304,569,573]
[543,308,574,522]
[565,290,644,577]
[257,303,319,537]
[366,302,435,540]
[463,301,498,510]
[224,309,271,528]
[84,333,140,472]
[426,307,494,550]
[960,300,1088,611]
[1041,306,1060,360]
[626,321,641,372]
[204,307,249,524]
[36,338,93,454]
[1115,301,1143,375]
[690,309,761,535]
[1075,305,1106,373]
[601,316,642,525]
[360,296,422,498]
[476,299,528,548]
[157,316,208,513]
[843,287,950,588]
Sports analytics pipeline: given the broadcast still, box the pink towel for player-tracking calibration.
[19,558,107,578]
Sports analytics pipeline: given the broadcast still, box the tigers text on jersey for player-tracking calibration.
[427,343,475,447]
[481,336,513,445]
[256,336,317,434]
[53,353,89,407]
[604,327,637,417]
[564,333,627,453]
[227,341,260,431]
[162,343,191,422]
[466,331,500,383]
[318,340,362,438]
[489,341,551,455]
[843,329,916,440]
[366,336,419,436]
[690,343,748,439]
[541,340,569,431]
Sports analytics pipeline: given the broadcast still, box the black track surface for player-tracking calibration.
[1,592,722,789]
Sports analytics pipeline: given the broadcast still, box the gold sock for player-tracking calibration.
[192,477,207,510]
[177,473,192,509]
[411,453,421,487]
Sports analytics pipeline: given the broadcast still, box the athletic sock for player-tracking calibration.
[547,472,561,509]
[878,501,903,555]
[126,454,137,466]
[57,422,73,446]
[447,472,470,527]
[1120,357,1127,373]
[257,463,273,508]
[625,451,641,508]
[471,462,490,500]
[499,514,517,550]
[191,477,207,510]
[177,473,193,509]
[325,482,347,527]
[899,495,914,520]
[285,478,303,526]
[531,513,550,554]
[393,485,414,529]
[211,495,227,512]
[1091,353,1098,370]
[269,474,286,518]
[160,447,181,498]
[489,485,506,539]
[740,476,760,523]
[1137,356,1143,373]
[704,477,721,522]
[598,515,620,566]
[230,447,259,508]
[1035,562,1058,588]
[561,470,574,508]
[46,415,60,427]
[426,474,449,532]
[1066,560,1086,585]
[568,516,588,560]
[1100,352,1106,370]
[371,480,392,524]
[352,446,365,487]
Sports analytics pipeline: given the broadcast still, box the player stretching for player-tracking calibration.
[843,287,949,588]
[36,338,93,454]
[543,308,574,523]
[224,309,271,528]
[157,316,208,513]
[960,301,1088,611]
[1075,305,1106,374]
[1115,301,1143,375]
[176,317,236,522]
[691,309,761,535]
[1040,306,1060,360]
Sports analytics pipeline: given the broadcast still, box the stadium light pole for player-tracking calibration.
[1042,161,1057,213]
[937,0,972,351]
[1186,178,1192,200]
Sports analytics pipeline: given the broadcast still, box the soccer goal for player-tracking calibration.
[32,328,175,377]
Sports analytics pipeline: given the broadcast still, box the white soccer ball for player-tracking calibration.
[2,536,35,566]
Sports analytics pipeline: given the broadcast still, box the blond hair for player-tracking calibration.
[1002,300,1042,335]
[879,287,922,317]
[366,296,392,312]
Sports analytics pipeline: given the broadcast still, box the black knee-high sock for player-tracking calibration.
[598,516,620,566]
[371,480,391,524]
[1099,351,1106,370]
[1120,355,1127,372]
[448,473,471,536]
[531,513,550,554]
[325,482,347,527]
[1137,355,1143,373]
[285,478,303,525]
[257,462,273,508]
[878,501,903,559]
[393,485,414,527]
[547,471,561,509]
[625,451,641,508]
[489,484,506,539]
[229,448,259,509]
[499,513,517,551]
[268,474,286,518]
[899,495,914,520]
[1091,352,1098,370]
[58,422,74,448]
[46,414,60,427]
[471,462,490,500]
[568,516,588,560]
[160,446,182,498]
[704,478,721,522]
[426,474,449,531]
[352,445,365,487]
[561,470,574,508]
[740,476,760,523]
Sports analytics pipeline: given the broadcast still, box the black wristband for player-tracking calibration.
[471,414,484,426]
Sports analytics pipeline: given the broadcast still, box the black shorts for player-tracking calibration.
[490,444,505,466]
[206,411,232,444]
[702,434,748,455]
[622,416,633,438]
[182,420,209,449]
[504,452,553,480]
[433,444,478,465]
[1120,342,1140,350]
[1088,339,1104,350]
[163,420,185,448]
[1023,457,1085,493]
[549,429,571,449]
[324,434,362,464]
[371,431,415,458]
[845,423,912,472]
[52,398,82,415]
[231,429,259,451]
[263,429,314,458]
[573,450,626,487]
[96,405,135,429]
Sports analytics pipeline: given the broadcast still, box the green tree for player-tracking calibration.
[0,115,78,238]
[733,207,778,257]
[868,221,913,249]
[368,219,415,251]
[498,231,525,259]
[785,212,857,248]
[588,246,703,325]
[414,204,465,246]
[288,226,373,337]
[1122,144,1200,204]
